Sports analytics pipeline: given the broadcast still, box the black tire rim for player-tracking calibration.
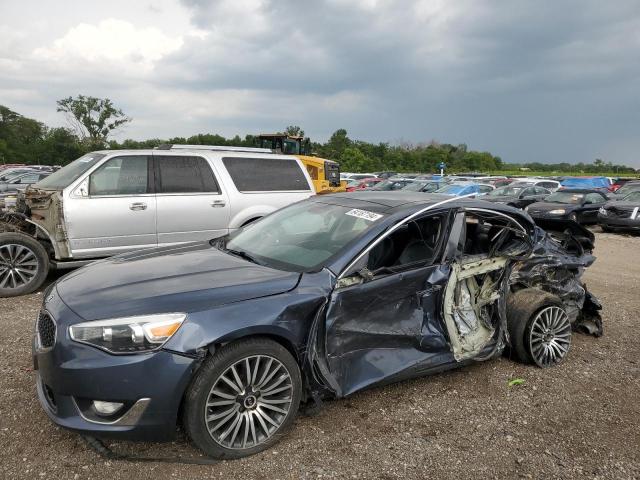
[0,243,39,290]
[528,306,571,367]
[204,354,293,450]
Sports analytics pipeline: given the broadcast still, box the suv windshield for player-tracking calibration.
[221,201,384,271]
[546,191,585,204]
[34,153,106,190]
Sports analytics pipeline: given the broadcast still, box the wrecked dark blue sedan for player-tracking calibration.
[34,192,602,460]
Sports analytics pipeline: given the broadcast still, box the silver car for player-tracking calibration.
[0,145,315,296]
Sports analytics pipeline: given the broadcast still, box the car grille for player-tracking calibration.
[606,206,635,219]
[37,311,56,349]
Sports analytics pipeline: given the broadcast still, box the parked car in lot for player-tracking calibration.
[401,179,445,193]
[33,192,601,460]
[368,177,416,191]
[525,189,608,224]
[0,145,315,297]
[345,177,381,192]
[598,191,640,232]
[484,185,551,209]
[435,182,494,197]
[560,176,611,192]
[611,181,640,199]
[509,179,561,192]
[0,170,51,193]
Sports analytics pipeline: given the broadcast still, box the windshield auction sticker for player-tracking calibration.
[345,208,383,222]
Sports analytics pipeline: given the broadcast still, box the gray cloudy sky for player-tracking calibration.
[1,0,639,166]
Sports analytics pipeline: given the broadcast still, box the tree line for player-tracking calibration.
[0,97,637,175]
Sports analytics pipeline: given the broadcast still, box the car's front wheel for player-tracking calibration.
[0,232,49,297]
[183,338,302,459]
[507,289,571,368]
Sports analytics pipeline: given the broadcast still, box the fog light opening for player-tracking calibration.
[92,400,124,416]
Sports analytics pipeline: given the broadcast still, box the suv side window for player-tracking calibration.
[155,156,219,193]
[89,156,149,196]
[534,187,549,195]
[520,187,536,197]
[539,182,557,189]
[222,157,310,192]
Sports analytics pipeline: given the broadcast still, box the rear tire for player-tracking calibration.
[183,338,302,459]
[0,232,49,297]
[506,289,571,368]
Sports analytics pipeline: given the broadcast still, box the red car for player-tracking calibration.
[345,177,381,192]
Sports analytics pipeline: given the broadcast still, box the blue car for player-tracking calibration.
[34,192,601,459]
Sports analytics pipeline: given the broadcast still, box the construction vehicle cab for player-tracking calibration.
[258,134,346,194]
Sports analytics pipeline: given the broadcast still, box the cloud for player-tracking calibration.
[33,19,184,72]
[0,0,639,166]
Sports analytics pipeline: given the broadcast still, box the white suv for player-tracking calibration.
[0,145,314,296]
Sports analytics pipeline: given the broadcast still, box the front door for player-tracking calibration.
[65,155,157,258]
[324,213,453,396]
[153,154,231,246]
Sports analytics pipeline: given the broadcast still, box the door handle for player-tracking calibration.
[211,200,226,208]
[129,202,147,211]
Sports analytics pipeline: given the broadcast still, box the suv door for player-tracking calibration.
[65,155,156,258]
[153,154,230,245]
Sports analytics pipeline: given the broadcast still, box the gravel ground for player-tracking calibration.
[1,230,639,479]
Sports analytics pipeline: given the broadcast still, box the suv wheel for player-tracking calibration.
[183,338,302,459]
[0,232,49,297]
[506,289,571,368]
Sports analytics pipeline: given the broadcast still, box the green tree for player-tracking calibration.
[56,95,131,147]
[284,125,305,137]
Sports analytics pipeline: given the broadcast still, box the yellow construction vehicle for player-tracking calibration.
[258,134,346,194]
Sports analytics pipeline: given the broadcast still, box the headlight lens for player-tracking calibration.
[69,313,185,354]
[598,207,607,215]
[548,209,566,215]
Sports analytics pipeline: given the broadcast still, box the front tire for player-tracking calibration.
[183,338,302,459]
[0,232,49,297]
[506,289,571,368]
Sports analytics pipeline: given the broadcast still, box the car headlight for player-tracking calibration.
[598,207,607,215]
[69,313,185,354]
[548,209,566,215]
[524,206,530,212]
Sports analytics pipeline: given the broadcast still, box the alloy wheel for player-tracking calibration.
[204,355,293,450]
[528,306,571,367]
[0,244,39,290]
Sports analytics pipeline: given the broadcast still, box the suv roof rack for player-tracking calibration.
[156,144,273,154]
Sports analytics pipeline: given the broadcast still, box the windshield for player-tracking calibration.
[546,191,585,204]
[622,191,640,202]
[436,184,468,195]
[371,179,411,191]
[489,186,524,197]
[34,153,106,190]
[616,183,640,196]
[0,170,32,182]
[222,201,384,271]
[402,181,440,192]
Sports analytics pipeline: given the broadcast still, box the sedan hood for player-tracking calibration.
[56,242,301,320]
